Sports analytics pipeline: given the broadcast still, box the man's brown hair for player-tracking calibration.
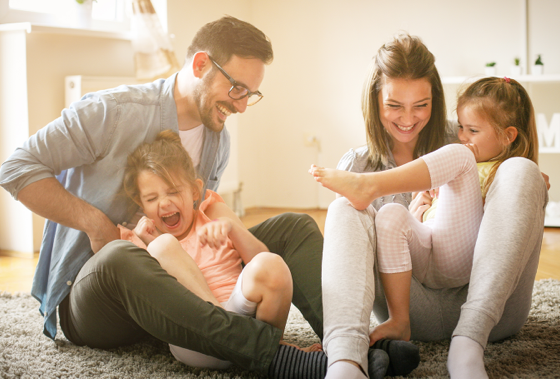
[186,15,273,66]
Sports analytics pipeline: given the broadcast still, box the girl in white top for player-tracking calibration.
[310,76,538,356]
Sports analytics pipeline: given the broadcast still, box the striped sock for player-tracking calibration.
[268,344,328,379]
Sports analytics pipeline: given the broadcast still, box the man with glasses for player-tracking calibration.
[0,16,330,378]
[209,56,264,105]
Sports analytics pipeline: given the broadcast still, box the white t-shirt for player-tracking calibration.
[179,124,205,168]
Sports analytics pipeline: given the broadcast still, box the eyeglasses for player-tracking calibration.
[208,56,263,106]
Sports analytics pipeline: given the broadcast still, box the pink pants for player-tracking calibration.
[376,144,483,289]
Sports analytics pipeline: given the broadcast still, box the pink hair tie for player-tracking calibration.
[503,76,511,83]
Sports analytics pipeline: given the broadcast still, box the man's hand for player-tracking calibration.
[133,216,159,246]
[197,218,232,249]
[17,178,120,254]
[83,206,120,254]
[87,223,120,254]
[409,190,436,222]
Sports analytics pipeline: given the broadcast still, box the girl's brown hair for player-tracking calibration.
[363,32,447,170]
[123,130,200,208]
[457,77,538,195]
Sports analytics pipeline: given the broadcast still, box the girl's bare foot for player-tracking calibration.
[369,318,411,346]
[308,165,375,210]
[280,340,323,352]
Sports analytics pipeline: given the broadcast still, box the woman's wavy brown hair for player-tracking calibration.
[362,33,447,169]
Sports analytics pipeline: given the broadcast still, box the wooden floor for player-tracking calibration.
[1,207,559,293]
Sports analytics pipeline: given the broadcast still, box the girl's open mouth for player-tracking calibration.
[162,212,180,227]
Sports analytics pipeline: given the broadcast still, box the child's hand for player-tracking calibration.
[463,143,481,162]
[409,190,436,222]
[133,216,159,245]
[198,218,233,249]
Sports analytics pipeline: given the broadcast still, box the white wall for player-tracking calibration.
[529,0,560,74]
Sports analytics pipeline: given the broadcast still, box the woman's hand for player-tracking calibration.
[409,190,436,222]
[198,217,233,249]
[133,216,159,246]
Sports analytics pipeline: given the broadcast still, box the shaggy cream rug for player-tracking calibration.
[1,279,559,378]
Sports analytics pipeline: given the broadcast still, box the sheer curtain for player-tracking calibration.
[131,0,180,80]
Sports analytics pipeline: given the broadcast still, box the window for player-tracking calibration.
[2,0,167,33]
[8,0,127,22]
[2,0,168,33]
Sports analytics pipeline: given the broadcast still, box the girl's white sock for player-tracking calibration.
[447,335,489,379]
[325,361,367,379]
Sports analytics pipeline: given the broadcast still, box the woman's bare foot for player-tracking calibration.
[280,340,323,352]
[369,318,411,346]
[308,165,375,210]
[447,336,488,379]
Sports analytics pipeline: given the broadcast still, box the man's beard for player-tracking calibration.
[193,71,227,132]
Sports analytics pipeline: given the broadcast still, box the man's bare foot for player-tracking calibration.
[308,164,375,210]
[280,340,323,352]
[369,318,411,346]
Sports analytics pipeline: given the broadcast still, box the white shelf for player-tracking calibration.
[442,74,560,84]
[0,22,132,40]
[546,201,560,227]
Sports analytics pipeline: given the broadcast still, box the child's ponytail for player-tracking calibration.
[155,129,183,144]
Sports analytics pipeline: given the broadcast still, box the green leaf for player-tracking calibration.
[535,55,543,65]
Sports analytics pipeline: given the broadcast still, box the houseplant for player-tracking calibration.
[510,57,522,76]
[485,62,496,76]
[533,55,544,75]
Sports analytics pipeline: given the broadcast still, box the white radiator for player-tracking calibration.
[64,75,243,216]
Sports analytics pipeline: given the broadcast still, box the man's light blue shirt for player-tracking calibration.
[0,73,230,339]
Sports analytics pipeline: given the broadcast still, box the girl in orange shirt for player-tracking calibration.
[120,130,320,369]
